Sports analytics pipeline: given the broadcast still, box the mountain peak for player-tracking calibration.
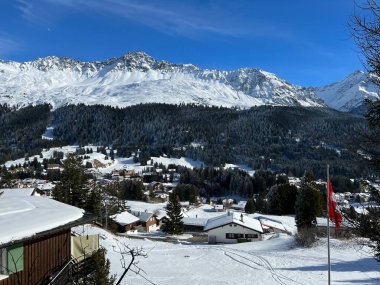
[0,52,370,110]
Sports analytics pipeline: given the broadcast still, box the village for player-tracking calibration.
[1,144,380,284]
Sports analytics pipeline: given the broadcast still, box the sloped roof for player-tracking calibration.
[257,217,286,232]
[131,211,154,222]
[111,211,139,226]
[204,212,263,233]
[0,196,84,245]
[0,188,35,197]
[182,217,208,227]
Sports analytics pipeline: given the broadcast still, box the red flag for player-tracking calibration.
[328,180,342,228]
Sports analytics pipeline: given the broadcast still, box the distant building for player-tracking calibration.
[204,212,263,244]
[111,211,140,233]
[131,211,159,232]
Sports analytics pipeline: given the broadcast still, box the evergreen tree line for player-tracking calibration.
[0,104,62,164]
[51,103,369,178]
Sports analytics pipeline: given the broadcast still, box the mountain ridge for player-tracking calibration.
[0,51,378,111]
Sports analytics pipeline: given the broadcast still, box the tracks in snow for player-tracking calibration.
[213,247,301,285]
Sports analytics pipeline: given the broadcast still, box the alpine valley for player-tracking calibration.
[0,51,379,111]
[0,52,377,179]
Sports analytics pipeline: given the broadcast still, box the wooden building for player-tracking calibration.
[0,196,95,285]
[111,211,140,233]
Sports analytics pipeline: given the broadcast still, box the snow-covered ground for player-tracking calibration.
[150,156,204,169]
[73,224,380,285]
[224,163,255,176]
[126,200,167,214]
[3,145,204,174]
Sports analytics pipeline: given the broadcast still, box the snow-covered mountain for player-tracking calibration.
[315,71,380,112]
[0,52,324,109]
[0,52,378,111]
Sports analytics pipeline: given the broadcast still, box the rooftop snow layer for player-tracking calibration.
[0,196,84,245]
[257,217,286,232]
[0,188,35,197]
[182,217,208,227]
[204,212,263,233]
[111,211,139,226]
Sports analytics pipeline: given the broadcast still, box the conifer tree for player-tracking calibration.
[73,248,115,285]
[53,154,89,209]
[345,0,380,260]
[244,198,256,214]
[162,192,184,235]
[295,171,323,228]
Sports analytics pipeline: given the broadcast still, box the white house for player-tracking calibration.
[204,212,263,244]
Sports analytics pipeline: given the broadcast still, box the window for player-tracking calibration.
[245,234,259,239]
[226,233,244,239]
[0,244,24,275]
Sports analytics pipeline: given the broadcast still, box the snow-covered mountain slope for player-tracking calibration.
[0,52,324,109]
[315,71,380,112]
[1,52,378,111]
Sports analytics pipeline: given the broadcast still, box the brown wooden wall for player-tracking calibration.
[118,223,134,233]
[0,229,71,285]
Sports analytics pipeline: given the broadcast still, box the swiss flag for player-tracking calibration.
[328,180,343,228]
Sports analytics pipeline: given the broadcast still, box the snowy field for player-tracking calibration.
[73,224,380,285]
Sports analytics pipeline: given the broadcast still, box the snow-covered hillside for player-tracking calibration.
[0,52,324,109]
[316,71,380,111]
[74,224,380,285]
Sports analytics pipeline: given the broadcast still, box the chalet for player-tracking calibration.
[230,201,247,211]
[131,211,159,232]
[204,212,263,244]
[0,196,98,285]
[47,164,63,172]
[35,182,55,196]
[124,169,136,178]
[182,217,208,232]
[111,211,140,233]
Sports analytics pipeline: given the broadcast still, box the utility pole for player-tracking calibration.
[327,164,331,285]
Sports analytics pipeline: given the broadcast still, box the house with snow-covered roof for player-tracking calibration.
[0,196,98,285]
[204,212,263,244]
[111,211,140,233]
[182,217,208,232]
[131,211,159,232]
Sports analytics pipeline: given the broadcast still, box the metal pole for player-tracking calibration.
[327,164,331,285]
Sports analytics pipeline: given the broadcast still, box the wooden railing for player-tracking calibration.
[48,250,98,285]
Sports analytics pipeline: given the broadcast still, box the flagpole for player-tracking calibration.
[327,164,331,285]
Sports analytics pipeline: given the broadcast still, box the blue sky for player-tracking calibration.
[0,0,363,86]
